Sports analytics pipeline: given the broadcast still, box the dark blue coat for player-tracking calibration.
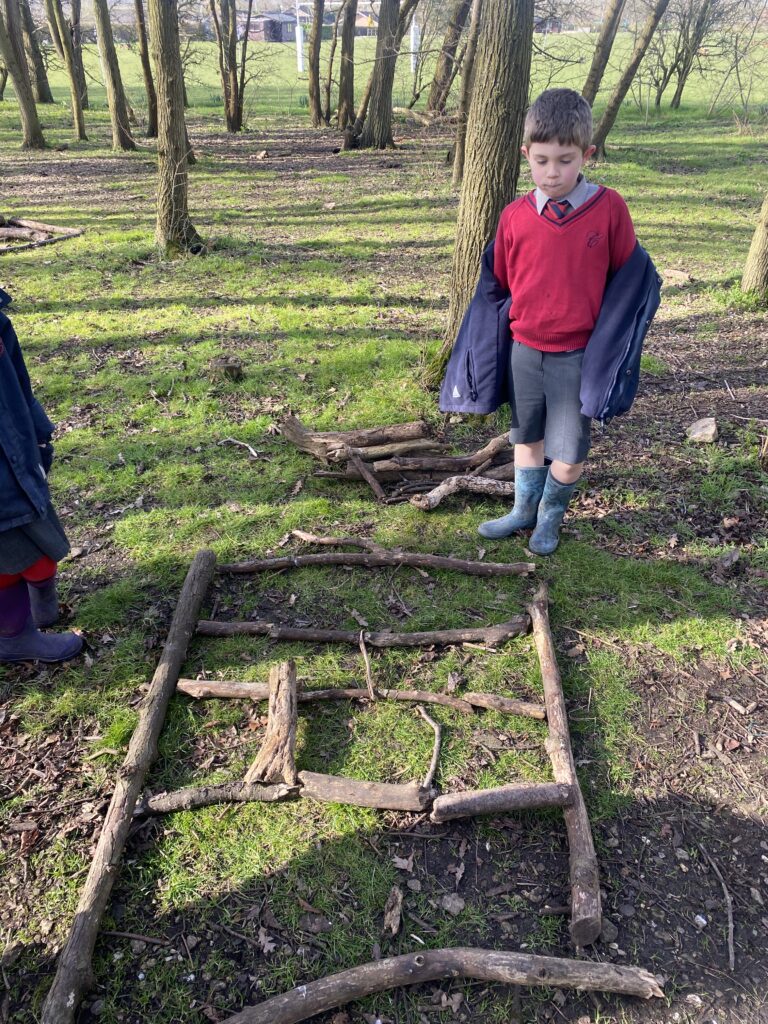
[439,242,511,415]
[0,288,55,532]
[439,241,661,424]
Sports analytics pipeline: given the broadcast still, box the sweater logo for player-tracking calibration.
[586,231,604,248]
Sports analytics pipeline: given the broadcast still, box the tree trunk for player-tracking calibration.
[0,63,7,99]
[45,0,63,58]
[592,0,671,159]
[323,0,344,124]
[452,0,482,188]
[670,0,712,110]
[50,0,86,139]
[134,0,157,136]
[359,0,399,148]
[0,0,45,147]
[435,0,533,371]
[337,0,356,128]
[236,0,254,128]
[581,0,626,105]
[148,0,202,253]
[307,0,324,127]
[426,0,471,113]
[19,0,54,103]
[741,192,768,295]
[70,0,88,109]
[93,0,136,149]
[210,0,240,131]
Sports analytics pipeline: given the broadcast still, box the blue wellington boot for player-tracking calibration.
[478,465,548,539]
[0,581,82,663]
[28,577,60,628]
[528,471,578,556]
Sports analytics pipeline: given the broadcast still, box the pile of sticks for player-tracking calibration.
[281,415,515,510]
[0,216,83,253]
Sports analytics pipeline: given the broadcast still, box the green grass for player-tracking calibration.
[1,29,767,1024]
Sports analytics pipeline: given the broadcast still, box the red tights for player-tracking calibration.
[0,556,57,589]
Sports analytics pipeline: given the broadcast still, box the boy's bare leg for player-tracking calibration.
[550,460,584,484]
[514,441,545,467]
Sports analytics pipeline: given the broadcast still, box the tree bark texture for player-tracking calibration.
[236,0,254,128]
[149,0,202,253]
[220,949,663,1023]
[93,0,136,149]
[359,0,399,148]
[134,0,157,136]
[0,66,7,98]
[426,0,471,113]
[40,550,217,1024]
[0,0,45,147]
[592,0,671,159]
[244,661,299,785]
[307,0,324,126]
[44,0,64,58]
[440,0,533,367]
[431,782,573,822]
[451,0,482,188]
[136,780,297,815]
[337,0,357,128]
[742,192,768,295]
[69,0,88,109]
[49,0,87,139]
[410,473,515,511]
[581,0,626,105]
[177,678,546,720]
[298,772,432,810]
[197,615,530,648]
[19,0,54,103]
[322,0,344,124]
[528,583,601,947]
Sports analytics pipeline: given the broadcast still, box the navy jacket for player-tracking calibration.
[439,242,511,415]
[440,241,660,424]
[0,288,55,532]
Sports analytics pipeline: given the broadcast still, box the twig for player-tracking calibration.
[417,706,441,791]
[218,437,263,460]
[698,843,735,971]
[358,632,377,699]
[219,549,535,578]
[348,453,387,501]
[101,930,170,947]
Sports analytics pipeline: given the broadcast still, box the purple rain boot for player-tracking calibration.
[28,575,60,628]
[0,580,83,663]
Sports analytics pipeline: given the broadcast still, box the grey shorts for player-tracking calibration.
[508,342,591,464]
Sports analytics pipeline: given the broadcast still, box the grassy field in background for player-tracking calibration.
[1,30,767,1024]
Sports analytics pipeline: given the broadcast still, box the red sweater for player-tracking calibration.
[493,186,636,353]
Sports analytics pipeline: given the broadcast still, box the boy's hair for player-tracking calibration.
[523,89,593,151]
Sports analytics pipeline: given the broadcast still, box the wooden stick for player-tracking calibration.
[528,583,601,947]
[134,781,298,816]
[417,706,441,791]
[219,948,663,1023]
[430,783,573,822]
[461,691,545,718]
[298,772,431,811]
[411,475,516,511]
[329,439,448,462]
[41,550,217,1024]
[348,453,387,502]
[291,530,388,552]
[9,216,83,235]
[244,661,298,785]
[219,550,535,578]
[372,434,510,474]
[0,230,84,254]
[358,632,376,699]
[698,843,735,971]
[197,616,530,649]
[280,415,429,462]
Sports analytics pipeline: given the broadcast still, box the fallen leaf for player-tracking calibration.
[382,886,403,936]
[349,608,369,628]
[257,926,277,954]
[440,893,465,916]
[298,913,333,934]
[392,852,414,873]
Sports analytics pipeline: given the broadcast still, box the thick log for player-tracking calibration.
[0,226,44,240]
[411,475,516,510]
[177,679,545,720]
[328,439,448,462]
[373,434,510,474]
[430,782,573,822]
[41,550,217,1024]
[528,583,601,947]
[197,615,530,648]
[298,771,431,810]
[244,661,298,785]
[8,216,82,234]
[280,415,429,462]
[135,781,297,815]
[219,550,535,578]
[220,948,663,1023]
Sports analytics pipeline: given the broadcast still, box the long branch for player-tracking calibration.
[219,550,534,577]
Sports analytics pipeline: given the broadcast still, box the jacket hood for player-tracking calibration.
[0,288,11,311]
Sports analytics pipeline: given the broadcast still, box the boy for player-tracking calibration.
[478,88,637,554]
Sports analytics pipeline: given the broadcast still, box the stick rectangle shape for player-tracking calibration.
[430,782,573,821]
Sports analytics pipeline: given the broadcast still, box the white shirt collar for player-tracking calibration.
[534,174,595,215]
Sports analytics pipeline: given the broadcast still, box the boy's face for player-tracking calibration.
[521,141,596,200]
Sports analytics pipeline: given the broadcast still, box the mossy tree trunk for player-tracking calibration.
[0,0,46,147]
[337,0,357,129]
[742,193,768,296]
[93,0,136,149]
[19,0,54,103]
[432,0,533,377]
[307,0,324,127]
[592,0,671,159]
[581,0,626,105]
[134,0,157,136]
[426,0,471,114]
[148,0,200,253]
[49,0,86,139]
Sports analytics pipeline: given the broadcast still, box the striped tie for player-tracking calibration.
[545,198,571,221]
